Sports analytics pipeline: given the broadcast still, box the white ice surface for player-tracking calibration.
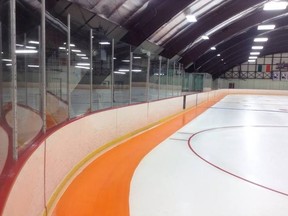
[130,95,288,216]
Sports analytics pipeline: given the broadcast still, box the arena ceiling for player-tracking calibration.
[28,0,288,78]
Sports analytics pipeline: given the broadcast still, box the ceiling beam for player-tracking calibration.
[190,20,288,71]
[160,0,264,58]
[181,11,288,67]
[121,0,194,47]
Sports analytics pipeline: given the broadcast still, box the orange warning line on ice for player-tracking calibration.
[52,97,223,216]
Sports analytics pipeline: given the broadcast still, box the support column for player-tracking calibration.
[166,59,169,98]
[67,14,71,118]
[24,33,28,105]
[111,39,114,107]
[0,22,3,117]
[89,29,93,111]
[41,0,46,132]
[10,0,18,160]
[146,52,150,102]
[158,56,162,99]
[129,51,133,104]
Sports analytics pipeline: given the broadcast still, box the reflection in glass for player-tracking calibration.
[159,57,168,99]
[0,0,11,178]
[46,17,68,127]
[149,54,160,101]
[131,48,149,104]
[70,33,91,117]
[167,60,174,97]
[114,42,131,106]
[92,32,113,110]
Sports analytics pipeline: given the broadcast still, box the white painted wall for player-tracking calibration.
[2,90,221,216]
[216,78,288,90]
[0,126,8,175]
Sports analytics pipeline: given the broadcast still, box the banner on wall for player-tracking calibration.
[272,71,280,80]
[281,72,288,81]
[257,64,271,72]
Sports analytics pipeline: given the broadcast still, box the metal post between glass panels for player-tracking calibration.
[67,14,71,119]
[90,29,93,111]
[166,59,169,98]
[129,51,133,104]
[0,22,2,117]
[172,61,175,96]
[178,63,181,96]
[111,39,114,107]
[10,0,18,160]
[158,56,161,99]
[41,0,46,132]
[24,33,28,105]
[146,52,150,102]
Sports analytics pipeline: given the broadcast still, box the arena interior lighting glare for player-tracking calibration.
[28,41,39,44]
[28,65,39,68]
[254,37,268,42]
[77,63,90,66]
[99,42,111,45]
[252,46,264,50]
[186,15,197,22]
[71,49,81,53]
[257,25,275,30]
[114,71,126,74]
[250,52,260,55]
[16,50,38,54]
[264,1,288,10]
[75,65,90,70]
[249,56,258,59]
[201,35,209,40]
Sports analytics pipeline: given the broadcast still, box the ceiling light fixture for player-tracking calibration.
[16,50,38,54]
[254,37,268,42]
[28,65,40,68]
[114,71,126,74]
[210,47,216,50]
[186,15,197,23]
[264,1,288,10]
[77,63,90,66]
[252,46,264,50]
[248,60,256,62]
[75,65,90,70]
[132,69,142,72]
[250,52,260,55]
[28,41,39,44]
[217,54,221,57]
[72,49,81,53]
[118,69,130,72]
[257,24,276,30]
[99,42,111,45]
[25,46,36,49]
[2,59,12,62]
[64,43,75,47]
[201,35,209,40]
[249,56,258,59]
